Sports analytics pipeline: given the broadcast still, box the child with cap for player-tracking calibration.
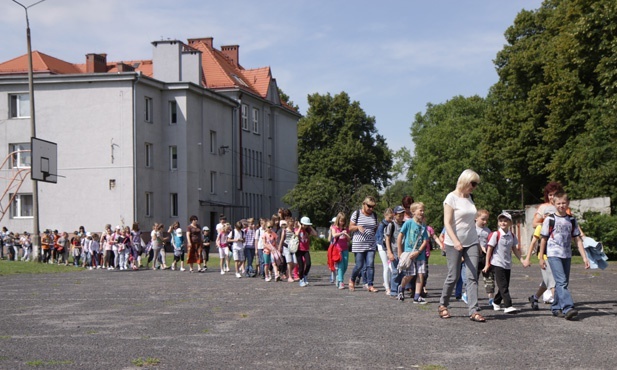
[482,212,523,314]
[171,228,186,271]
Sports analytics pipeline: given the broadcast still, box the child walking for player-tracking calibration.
[482,212,523,314]
[396,202,429,303]
[538,193,590,320]
[217,224,231,274]
[261,220,278,282]
[171,228,186,271]
[331,212,350,289]
[476,209,495,306]
[229,221,246,278]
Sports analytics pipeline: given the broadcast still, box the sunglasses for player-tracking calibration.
[267,226,272,229]
[471,181,479,187]
[364,203,375,209]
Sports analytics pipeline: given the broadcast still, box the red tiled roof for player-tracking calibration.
[0,51,82,75]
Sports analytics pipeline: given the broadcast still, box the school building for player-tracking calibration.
[0,37,300,233]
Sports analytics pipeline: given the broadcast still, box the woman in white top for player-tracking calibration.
[438,169,484,322]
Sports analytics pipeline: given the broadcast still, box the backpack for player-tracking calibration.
[352,208,378,229]
[287,235,299,254]
[375,219,391,247]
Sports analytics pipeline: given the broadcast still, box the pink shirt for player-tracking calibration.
[332,226,349,252]
[297,228,311,252]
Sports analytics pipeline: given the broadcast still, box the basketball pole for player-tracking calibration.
[13,0,46,261]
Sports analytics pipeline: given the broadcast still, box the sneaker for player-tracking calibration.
[180,268,186,272]
[462,293,468,304]
[338,282,345,290]
[492,302,502,311]
[265,276,272,282]
[88,267,93,270]
[397,286,405,301]
[220,270,225,275]
[299,279,306,287]
[564,309,578,320]
[545,297,555,304]
[225,267,230,272]
[552,310,565,318]
[413,297,428,305]
[504,306,518,314]
[304,277,309,286]
[171,266,175,271]
[528,295,539,310]
[236,273,242,278]
[488,298,494,306]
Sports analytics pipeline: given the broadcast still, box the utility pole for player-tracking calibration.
[12,0,46,261]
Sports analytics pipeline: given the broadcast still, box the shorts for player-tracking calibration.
[218,247,229,259]
[263,253,272,265]
[233,249,245,261]
[541,260,556,289]
[282,247,297,263]
[401,259,426,277]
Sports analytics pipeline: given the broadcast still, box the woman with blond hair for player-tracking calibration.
[438,169,484,322]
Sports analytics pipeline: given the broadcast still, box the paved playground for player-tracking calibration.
[0,262,615,369]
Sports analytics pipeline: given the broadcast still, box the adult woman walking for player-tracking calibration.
[349,196,379,292]
[438,169,484,322]
[186,215,204,273]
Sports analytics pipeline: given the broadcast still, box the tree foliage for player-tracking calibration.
[283,92,392,225]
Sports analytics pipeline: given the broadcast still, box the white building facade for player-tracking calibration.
[0,38,299,234]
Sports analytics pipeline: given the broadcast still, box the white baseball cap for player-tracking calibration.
[300,216,312,226]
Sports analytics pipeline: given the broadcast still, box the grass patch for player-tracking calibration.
[240,313,248,318]
[131,357,161,367]
[420,365,446,370]
[0,261,83,276]
[0,335,11,340]
[26,360,73,366]
[202,329,210,333]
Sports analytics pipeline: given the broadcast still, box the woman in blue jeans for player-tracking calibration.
[349,196,379,292]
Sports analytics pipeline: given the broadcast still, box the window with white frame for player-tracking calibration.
[169,146,178,170]
[252,108,260,134]
[145,192,153,217]
[210,130,217,154]
[9,143,31,168]
[10,193,33,218]
[210,171,217,194]
[9,93,30,118]
[145,143,153,168]
[241,104,249,130]
[170,193,178,217]
[169,101,177,125]
[145,97,153,123]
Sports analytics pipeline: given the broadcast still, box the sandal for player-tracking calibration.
[438,305,451,319]
[367,286,379,293]
[470,312,486,322]
[348,279,355,292]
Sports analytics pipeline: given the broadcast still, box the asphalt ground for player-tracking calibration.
[0,260,615,370]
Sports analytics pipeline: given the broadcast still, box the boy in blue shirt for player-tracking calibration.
[538,192,589,320]
[396,202,429,304]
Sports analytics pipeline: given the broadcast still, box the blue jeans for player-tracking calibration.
[351,250,376,287]
[390,258,401,296]
[257,250,265,277]
[547,257,575,314]
[244,248,255,274]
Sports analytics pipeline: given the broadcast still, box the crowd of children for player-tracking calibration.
[1,180,591,320]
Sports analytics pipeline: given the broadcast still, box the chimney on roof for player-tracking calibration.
[188,37,213,49]
[86,53,107,73]
[221,45,239,67]
[116,62,135,72]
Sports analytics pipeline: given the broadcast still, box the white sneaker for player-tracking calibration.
[225,267,230,272]
[504,306,518,314]
[236,273,242,278]
[492,302,502,311]
[221,270,225,275]
[88,267,93,270]
[265,276,272,282]
[171,266,175,271]
[180,268,186,272]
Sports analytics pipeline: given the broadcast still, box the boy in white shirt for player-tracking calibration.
[482,212,523,314]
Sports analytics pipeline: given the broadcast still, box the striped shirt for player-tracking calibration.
[351,210,377,252]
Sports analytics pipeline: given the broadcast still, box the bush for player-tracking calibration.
[310,237,330,251]
[581,212,617,257]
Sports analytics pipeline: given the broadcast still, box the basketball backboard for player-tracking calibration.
[31,137,57,183]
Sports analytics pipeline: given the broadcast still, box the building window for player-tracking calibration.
[252,108,260,134]
[241,104,249,130]
[210,131,217,154]
[145,97,153,123]
[145,143,153,168]
[9,143,31,168]
[169,101,177,125]
[170,193,178,217]
[145,192,153,217]
[10,193,33,218]
[210,171,217,194]
[169,146,178,170]
[9,93,30,118]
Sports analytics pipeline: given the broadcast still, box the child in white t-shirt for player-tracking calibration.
[482,212,523,314]
[229,222,246,278]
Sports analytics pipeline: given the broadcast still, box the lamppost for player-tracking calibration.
[12,0,46,260]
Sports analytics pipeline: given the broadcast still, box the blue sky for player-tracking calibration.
[2,0,543,155]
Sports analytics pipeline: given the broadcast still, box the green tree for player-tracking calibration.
[407,96,505,229]
[486,0,617,210]
[283,92,392,225]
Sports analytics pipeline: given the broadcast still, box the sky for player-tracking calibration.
[2,0,544,155]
